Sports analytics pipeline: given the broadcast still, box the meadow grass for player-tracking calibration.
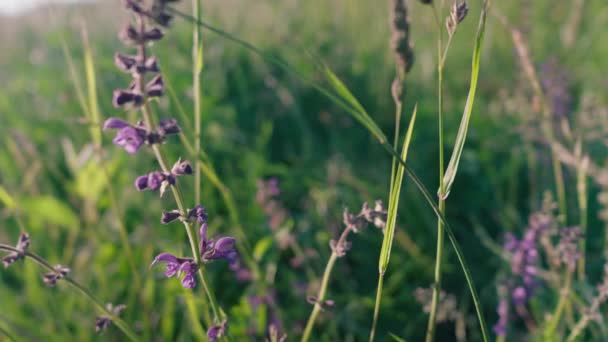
[1,0,608,341]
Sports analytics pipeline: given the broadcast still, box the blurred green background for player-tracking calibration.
[1,0,607,341]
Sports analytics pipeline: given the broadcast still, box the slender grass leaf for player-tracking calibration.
[440,1,488,199]
[379,105,417,273]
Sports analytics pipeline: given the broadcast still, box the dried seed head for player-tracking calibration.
[446,1,468,36]
[390,0,414,80]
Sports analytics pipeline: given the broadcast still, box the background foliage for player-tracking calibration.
[1,0,607,341]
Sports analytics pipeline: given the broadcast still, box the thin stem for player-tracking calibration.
[301,253,338,342]
[0,245,139,342]
[576,153,588,280]
[0,324,16,342]
[427,2,446,340]
[544,270,572,339]
[192,0,203,206]
[369,274,384,342]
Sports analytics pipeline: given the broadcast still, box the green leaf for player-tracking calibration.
[440,1,488,199]
[0,186,16,209]
[389,332,407,342]
[20,196,79,230]
[253,236,274,261]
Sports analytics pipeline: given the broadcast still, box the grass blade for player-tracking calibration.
[370,105,417,341]
[441,0,488,200]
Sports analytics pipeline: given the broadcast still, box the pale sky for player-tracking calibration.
[0,0,90,15]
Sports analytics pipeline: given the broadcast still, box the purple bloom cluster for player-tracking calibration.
[207,320,228,342]
[105,0,238,294]
[557,226,583,271]
[493,297,509,337]
[152,206,238,288]
[103,118,180,154]
[331,201,387,257]
[503,212,551,304]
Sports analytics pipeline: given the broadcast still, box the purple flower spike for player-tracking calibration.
[2,232,30,268]
[171,159,193,175]
[493,298,509,337]
[207,320,228,342]
[146,75,164,98]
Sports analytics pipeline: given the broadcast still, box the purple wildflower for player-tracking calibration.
[171,159,192,175]
[158,118,180,135]
[95,303,127,334]
[557,226,583,271]
[503,212,551,304]
[2,232,30,268]
[188,205,208,223]
[151,252,198,289]
[118,25,164,45]
[145,75,164,98]
[42,265,71,287]
[493,297,509,337]
[199,223,237,263]
[103,118,147,154]
[161,209,182,224]
[207,320,227,342]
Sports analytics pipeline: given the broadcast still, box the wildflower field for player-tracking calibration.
[1,0,607,341]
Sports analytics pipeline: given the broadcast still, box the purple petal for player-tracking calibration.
[114,53,138,73]
[146,75,164,98]
[151,252,179,266]
[113,126,145,154]
[214,237,236,254]
[181,273,196,289]
[147,171,166,191]
[199,223,208,252]
[135,175,149,191]
[165,263,179,278]
[103,117,130,130]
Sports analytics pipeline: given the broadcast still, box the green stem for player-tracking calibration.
[192,0,203,206]
[576,152,588,280]
[545,270,572,339]
[301,253,338,342]
[427,5,446,340]
[0,323,16,342]
[0,245,139,342]
[369,274,384,342]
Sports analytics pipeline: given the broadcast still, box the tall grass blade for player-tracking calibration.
[440,0,488,200]
[370,105,417,341]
